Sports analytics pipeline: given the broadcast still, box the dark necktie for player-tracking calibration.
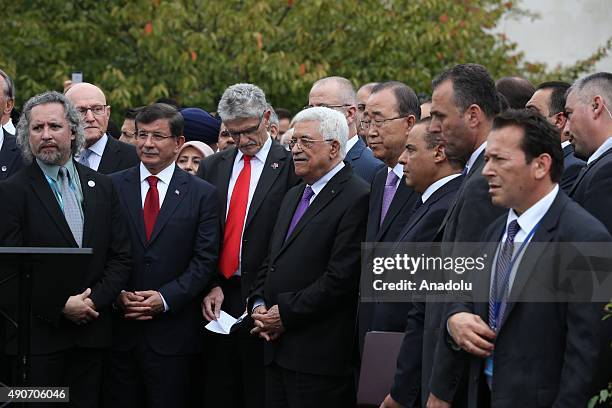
[219,155,252,278]
[143,176,160,241]
[285,186,315,240]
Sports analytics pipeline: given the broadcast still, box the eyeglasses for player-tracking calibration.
[76,105,107,118]
[136,131,175,142]
[303,103,352,110]
[361,115,407,130]
[226,114,264,140]
[289,138,334,150]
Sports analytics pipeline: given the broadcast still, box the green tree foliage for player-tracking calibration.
[1,0,610,120]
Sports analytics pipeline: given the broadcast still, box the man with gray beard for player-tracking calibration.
[0,91,131,407]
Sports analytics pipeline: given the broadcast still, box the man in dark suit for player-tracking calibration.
[197,83,299,408]
[380,118,463,408]
[248,107,369,407]
[564,71,612,400]
[106,103,219,408]
[425,64,506,408]
[0,127,22,180]
[359,81,420,346]
[66,82,139,174]
[308,76,384,184]
[0,69,16,135]
[525,81,584,191]
[446,109,610,407]
[0,91,131,406]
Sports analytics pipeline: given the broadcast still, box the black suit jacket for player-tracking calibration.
[559,144,584,193]
[345,137,385,184]
[445,191,611,408]
[0,131,23,180]
[97,136,139,175]
[196,142,300,313]
[249,165,369,376]
[111,165,219,355]
[0,160,132,354]
[389,175,463,408]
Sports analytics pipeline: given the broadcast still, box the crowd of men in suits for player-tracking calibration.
[0,64,611,408]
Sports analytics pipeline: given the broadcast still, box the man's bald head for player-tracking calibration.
[309,76,357,106]
[65,82,110,147]
[308,76,358,137]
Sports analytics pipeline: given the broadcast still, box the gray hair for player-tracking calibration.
[0,69,14,99]
[568,72,612,107]
[292,107,349,158]
[217,83,268,122]
[311,76,357,105]
[268,104,279,126]
[16,91,85,164]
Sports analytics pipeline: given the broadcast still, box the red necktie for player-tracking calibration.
[144,176,160,241]
[219,155,251,278]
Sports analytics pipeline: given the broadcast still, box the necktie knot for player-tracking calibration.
[506,220,520,242]
[385,171,399,186]
[58,166,68,179]
[302,186,314,202]
[147,176,158,188]
[243,155,252,164]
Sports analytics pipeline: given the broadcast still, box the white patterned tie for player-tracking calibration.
[58,167,83,247]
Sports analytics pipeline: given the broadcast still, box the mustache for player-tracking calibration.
[38,142,59,149]
[141,148,159,154]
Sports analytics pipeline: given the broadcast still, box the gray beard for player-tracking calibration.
[36,149,67,166]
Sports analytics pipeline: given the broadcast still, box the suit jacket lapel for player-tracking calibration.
[245,143,286,229]
[376,179,414,241]
[28,162,77,245]
[76,162,97,247]
[148,166,189,244]
[271,184,303,256]
[218,148,237,227]
[0,135,19,179]
[569,147,612,196]
[122,166,147,247]
[346,138,364,164]
[98,135,119,173]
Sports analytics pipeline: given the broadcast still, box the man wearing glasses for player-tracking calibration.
[66,82,138,174]
[308,76,384,184]
[196,83,298,408]
[106,103,220,407]
[359,81,420,349]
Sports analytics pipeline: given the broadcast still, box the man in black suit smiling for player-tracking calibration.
[249,106,369,407]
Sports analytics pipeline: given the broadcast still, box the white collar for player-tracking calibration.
[309,161,346,196]
[346,135,359,153]
[139,161,176,184]
[389,162,404,180]
[88,133,109,156]
[235,136,272,164]
[587,136,612,165]
[506,184,559,236]
[421,173,462,203]
[561,140,571,149]
[2,119,15,135]
[466,141,487,173]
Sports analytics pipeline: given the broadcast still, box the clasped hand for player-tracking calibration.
[117,290,165,320]
[63,288,98,325]
[250,304,285,341]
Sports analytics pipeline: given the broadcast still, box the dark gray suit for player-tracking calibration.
[345,137,384,184]
[97,136,139,175]
[0,131,23,180]
[559,144,584,193]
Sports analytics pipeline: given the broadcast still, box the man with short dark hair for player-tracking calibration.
[309,76,384,183]
[249,107,369,407]
[107,103,220,407]
[119,107,142,146]
[66,82,138,174]
[275,107,292,137]
[446,109,610,407]
[0,91,132,406]
[495,76,535,109]
[197,83,298,408]
[526,81,584,191]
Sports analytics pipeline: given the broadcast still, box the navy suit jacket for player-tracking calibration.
[345,137,384,184]
[98,136,139,175]
[0,132,23,180]
[111,165,220,355]
[445,191,611,408]
[559,144,584,193]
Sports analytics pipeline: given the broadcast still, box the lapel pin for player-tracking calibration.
[175,189,180,195]
[1,166,6,172]
[88,180,95,187]
[271,162,279,169]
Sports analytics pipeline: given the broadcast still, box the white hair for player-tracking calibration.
[217,83,268,122]
[292,107,349,158]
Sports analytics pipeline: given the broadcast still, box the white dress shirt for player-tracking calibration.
[561,140,571,150]
[587,136,612,165]
[83,134,109,171]
[2,119,15,135]
[465,141,487,175]
[420,173,462,204]
[139,161,177,312]
[226,137,272,276]
[0,126,4,152]
[345,135,359,154]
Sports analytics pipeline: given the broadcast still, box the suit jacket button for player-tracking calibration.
[270,267,275,273]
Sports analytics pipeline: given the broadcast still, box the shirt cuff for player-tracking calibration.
[159,292,169,312]
[251,297,266,313]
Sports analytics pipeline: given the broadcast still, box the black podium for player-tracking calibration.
[0,247,92,386]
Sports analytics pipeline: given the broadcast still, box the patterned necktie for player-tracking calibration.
[58,167,83,247]
[285,186,315,240]
[143,176,160,241]
[78,149,92,168]
[219,155,252,278]
[380,171,399,226]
